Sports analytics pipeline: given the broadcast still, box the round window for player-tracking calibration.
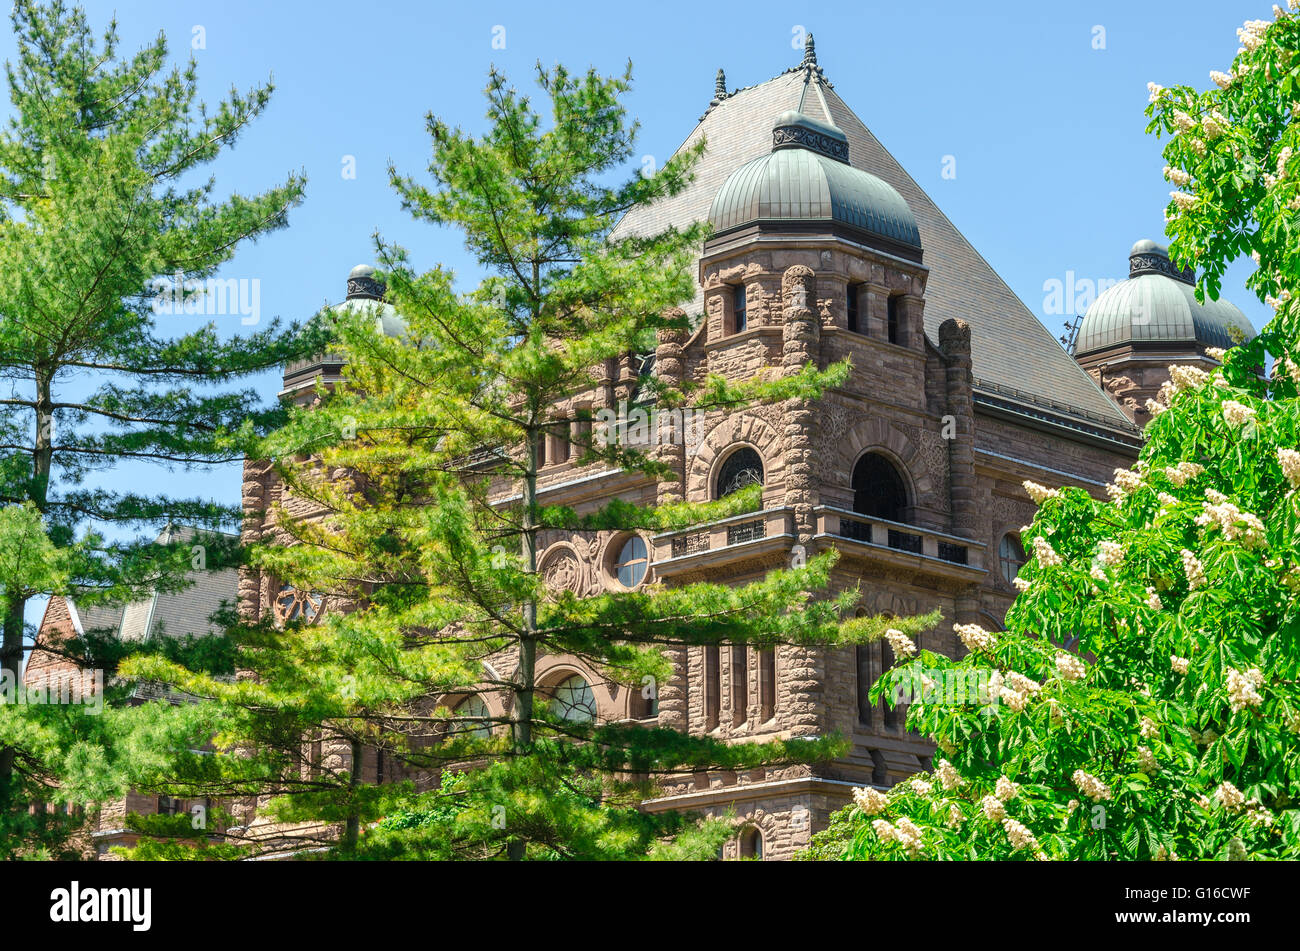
[613,535,648,588]
[999,534,1026,585]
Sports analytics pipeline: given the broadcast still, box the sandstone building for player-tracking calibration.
[31,35,1253,860]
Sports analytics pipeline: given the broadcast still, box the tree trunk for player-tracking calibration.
[343,738,363,852]
[508,419,541,861]
[0,371,53,799]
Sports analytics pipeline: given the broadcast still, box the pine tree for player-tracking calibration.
[812,9,1300,861]
[0,0,324,856]
[126,62,936,860]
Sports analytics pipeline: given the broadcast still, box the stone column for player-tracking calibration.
[653,312,689,732]
[780,265,825,738]
[239,457,274,622]
[864,282,890,341]
[899,293,925,351]
[939,318,978,537]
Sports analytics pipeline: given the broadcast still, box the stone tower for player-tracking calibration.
[1073,239,1255,426]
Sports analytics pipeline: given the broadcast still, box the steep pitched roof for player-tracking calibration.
[613,57,1132,429]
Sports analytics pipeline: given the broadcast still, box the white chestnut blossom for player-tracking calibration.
[1098,540,1124,566]
[981,795,1007,822]
[1012,576,1032,593]
[1145,587,1164,610]
[1055,651,1087,682]
[1221,400,1256,428]
[1169,364,1210,392]
[884,627,917,659]
[1171,654,1191,675]
[1278,448,1300,488]
[853,785,889,815]
[995,776,1020,801]
[1226,666,1265,713]
[936,759,963,790]
[1022,480,1060,504]
[1181,549,1207,590]
[1032,536,1062,567]
[1216,781,1246,811]
[1002,817,1038,851]
[1165,462,1204,486]
[954,622,996,653]
[1195,498,1266,547]
[1072,769,1112,802]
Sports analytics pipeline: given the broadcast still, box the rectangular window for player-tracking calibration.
[734,285,747,333]
[881,641,898,729]
[704,645,720,730]
[887,294,901,345]
[573,406,592,455]
[856,645,873,727]
[846,283,861,333]
[550,421,570,464]
[731,646,748,726]
[759,648,776,722]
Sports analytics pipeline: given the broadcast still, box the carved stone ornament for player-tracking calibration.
[274,584,324,625]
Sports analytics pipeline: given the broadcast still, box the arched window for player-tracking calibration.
[999,533,1026,585]
[452,695,491,739]
[550,675,597,724]
[852,453,909,523]
[613,535,648,588]
[738,826,763,859]
[715,447,764,500]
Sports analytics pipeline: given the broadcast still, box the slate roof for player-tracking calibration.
[612,53,1133,430]
[68,526,239,643]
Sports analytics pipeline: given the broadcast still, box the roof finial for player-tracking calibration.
[714,68,727,101]
[802,32,817,68]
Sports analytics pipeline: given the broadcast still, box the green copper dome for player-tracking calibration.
[1075,241,1253,356]
[707,111,921,251]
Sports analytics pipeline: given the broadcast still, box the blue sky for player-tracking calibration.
[3,0,1276,628]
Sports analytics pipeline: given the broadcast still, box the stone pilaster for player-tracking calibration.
[939,318,978,536]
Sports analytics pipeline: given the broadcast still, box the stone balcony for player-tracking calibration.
[651,507,797,578]
[812,506,986,581]
[651,504,985,584]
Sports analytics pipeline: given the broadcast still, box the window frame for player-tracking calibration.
[733,284,748,333]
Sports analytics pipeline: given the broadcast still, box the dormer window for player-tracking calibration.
[733,285,747,333]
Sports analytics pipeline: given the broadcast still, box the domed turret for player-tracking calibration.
[337,264,404,338]
[707,111,921,258]
[1075,240,1253,356]
[1073,240,1254,426]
